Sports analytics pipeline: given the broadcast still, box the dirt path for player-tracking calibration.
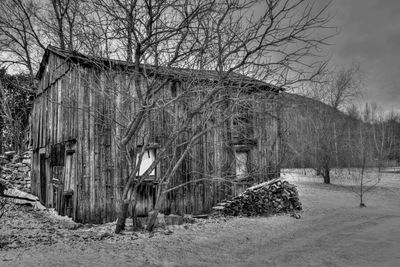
[1,170,400,266]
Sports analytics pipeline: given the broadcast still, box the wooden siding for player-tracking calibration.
[31,50,280,223]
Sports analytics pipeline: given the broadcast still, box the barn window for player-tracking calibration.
[232,102,253,141]
[136,149,156,176]
[235,151,248,179]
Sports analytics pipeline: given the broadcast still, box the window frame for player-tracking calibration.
[135,147,157,180]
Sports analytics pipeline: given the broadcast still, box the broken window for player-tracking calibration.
[136,149,156,176]
[235,151,248,180]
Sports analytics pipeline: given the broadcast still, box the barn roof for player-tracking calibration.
[37,45,280,92]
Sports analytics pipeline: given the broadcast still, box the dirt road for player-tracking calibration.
[1,169,399,266]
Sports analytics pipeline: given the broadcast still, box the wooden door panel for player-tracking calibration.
[52,166,64,213]
[39,154,47,205]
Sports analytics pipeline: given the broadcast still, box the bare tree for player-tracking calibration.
[286,63,363,183]
[79,0,333,232]
[367,103,396,171]
[282,93,350,183]
[72,3,116,57]
[0,68,33,152]
[0,0,91,75]
[346,108,381,207]
[346,103,360,120]
[0,0,333,231]
[40,0,82,50]
[0,0,46,77]
[386,112,400,164]
[327,63,362,111]
[305,63,362,111]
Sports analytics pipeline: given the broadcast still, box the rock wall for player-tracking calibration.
[0,151,31,192]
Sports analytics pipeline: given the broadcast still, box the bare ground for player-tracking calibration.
[1,168,400,267]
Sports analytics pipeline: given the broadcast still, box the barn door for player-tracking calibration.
[63,151,76,218]
[39,153,47,204]
[64,152,76,191]
[52,166,64,212]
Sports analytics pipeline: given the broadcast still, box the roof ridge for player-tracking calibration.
[38,45,279,91]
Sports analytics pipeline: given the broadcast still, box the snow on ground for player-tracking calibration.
[1,168,399,267]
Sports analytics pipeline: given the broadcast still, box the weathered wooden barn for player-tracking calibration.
[30,46,281,223]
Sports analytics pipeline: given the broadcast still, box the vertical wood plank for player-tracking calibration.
[76,66,84,222]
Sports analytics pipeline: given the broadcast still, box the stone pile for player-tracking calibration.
[0,151,31,192]
[213,178,302,216]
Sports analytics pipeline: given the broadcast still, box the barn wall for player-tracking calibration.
[31,50,280,223]
[31,53,75,220]
[159,93,280,216]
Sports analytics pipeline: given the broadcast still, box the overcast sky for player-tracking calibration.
[323,0,400,112]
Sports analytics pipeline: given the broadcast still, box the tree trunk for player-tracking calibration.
[115,200,129,234]
[378,157,382,172]
[359,191,366,207]
[316,166,322,176]
[322,165,330,184]
[131,202,142,230]
[359,170,366,207]
[146,187,166,232]
[115,184,140,233]
[359,186,366,207]
[146,209,159,232]
[51,0,66,50]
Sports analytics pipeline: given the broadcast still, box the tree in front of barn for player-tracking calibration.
[0,0,334,231]
[82,0,333,233]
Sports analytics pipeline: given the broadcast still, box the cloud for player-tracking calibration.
[326,0,400,111]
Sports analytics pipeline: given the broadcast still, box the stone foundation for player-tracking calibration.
[0,151,31,192]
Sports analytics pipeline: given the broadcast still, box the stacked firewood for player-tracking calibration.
[213,179,302,216]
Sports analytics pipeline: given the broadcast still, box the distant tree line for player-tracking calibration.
[281,88,400,184]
